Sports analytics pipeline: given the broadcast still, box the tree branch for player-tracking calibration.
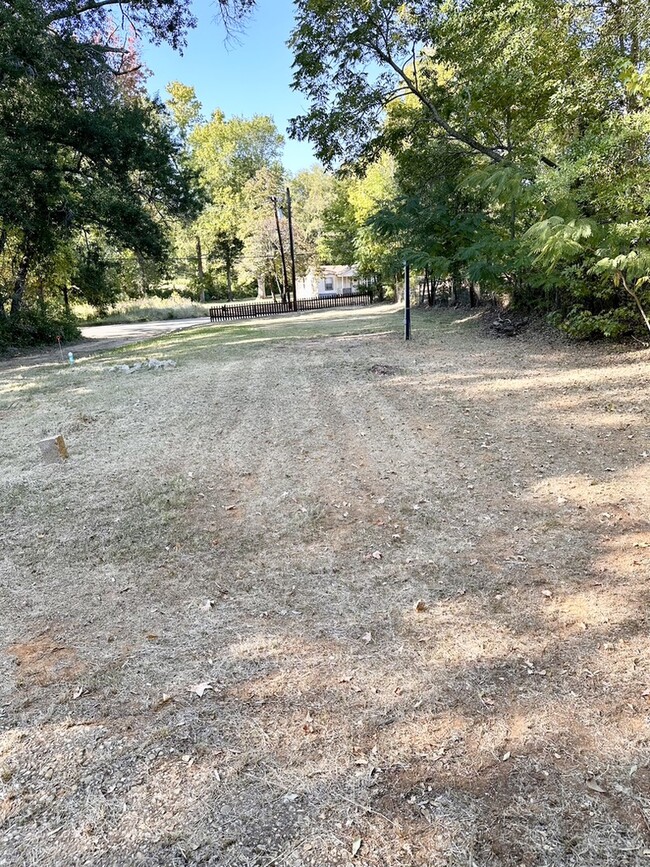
[371,40,507,163]
[112,64,142,76]
[370,38,559,170]
[619,270,650,335]
[46,0,124,24]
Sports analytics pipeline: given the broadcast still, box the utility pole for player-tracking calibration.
[271,195,289,303]
[404,261,411,340]
[286,187,298,312]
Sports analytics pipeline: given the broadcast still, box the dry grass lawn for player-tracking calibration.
[1,305,650,866]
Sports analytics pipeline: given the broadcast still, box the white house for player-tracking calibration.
[296,265,359,300]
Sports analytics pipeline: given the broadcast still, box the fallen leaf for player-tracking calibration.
[586,779,608,794]
[223,504,237,511]
[372,550,382,560]
[189,682,213,698]
[502,751,511,762]
[542,590,552,598]
[200,599,215,612]
[361,632,372,643]
[73,686,84,699]
[414,599,428,612]
[352,838,362,857]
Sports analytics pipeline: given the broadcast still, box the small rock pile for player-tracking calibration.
[108,358,177,373]
[491,314,528,337]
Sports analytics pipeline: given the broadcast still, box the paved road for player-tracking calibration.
[80,317,211,342]
[1,317,212,371]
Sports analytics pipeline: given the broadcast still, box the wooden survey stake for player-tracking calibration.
[39,435,69,462]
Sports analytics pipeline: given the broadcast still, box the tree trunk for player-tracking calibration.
[621,272,650,336]
[62,284,70,315]
[395,272,403,303]
[225,248,233,302]
[428,276,437,307]
[0,228,6,319]
[134,251,149,296]
[9,251,32,319]
[196,235,205,303]
[257,275,266,299]
[37,275,46,311]
[469,281,478,308]
[271,264,281,302]
[226,266,233,302]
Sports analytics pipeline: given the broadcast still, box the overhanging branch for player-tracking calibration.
[47,0,126,23]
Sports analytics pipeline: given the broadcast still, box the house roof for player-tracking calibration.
[313,265,358,278]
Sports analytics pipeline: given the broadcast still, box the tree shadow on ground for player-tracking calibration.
[1,322,650,866]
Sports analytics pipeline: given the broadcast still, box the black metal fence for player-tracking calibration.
[209,293,372,323]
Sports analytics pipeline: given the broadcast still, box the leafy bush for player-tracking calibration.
[0,309,80,352]
[552,306,638,340]
[72,292,211,324]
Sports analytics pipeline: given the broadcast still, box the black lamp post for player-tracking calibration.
[404,260,411,340]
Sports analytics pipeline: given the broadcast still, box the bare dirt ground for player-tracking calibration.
[1,305,650,866]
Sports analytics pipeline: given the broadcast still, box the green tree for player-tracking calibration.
[0,0,199,334]
[290,166,338,265]
[288,0,650,335]
[168,89,284,301]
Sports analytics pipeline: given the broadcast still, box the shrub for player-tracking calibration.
[73,292,211,324]
[552,305,638,340]
[0,309,80,352]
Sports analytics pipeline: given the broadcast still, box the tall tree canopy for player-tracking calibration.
[286,0,650,336]
[166,83,284,300]
[288,0,637,171]
[0,0,200,331]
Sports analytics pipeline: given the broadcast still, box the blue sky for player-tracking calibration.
[142,0,317,174]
